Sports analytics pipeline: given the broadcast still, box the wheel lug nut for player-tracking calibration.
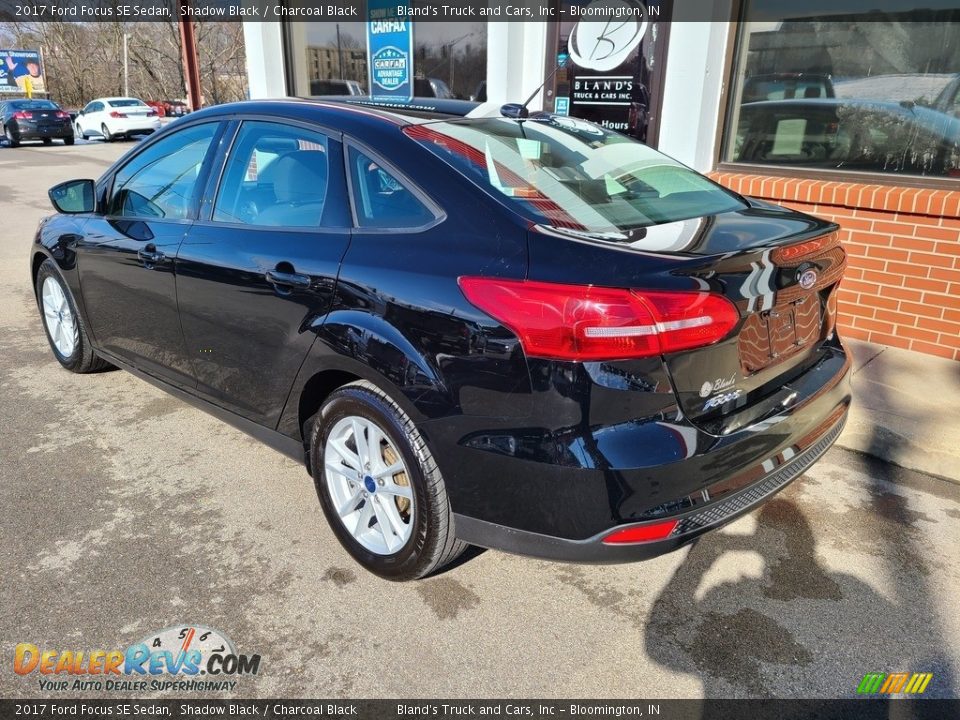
[377,478,385,486]
[362,492,368,498]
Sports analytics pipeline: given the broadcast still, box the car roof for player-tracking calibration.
[178,98,481,146]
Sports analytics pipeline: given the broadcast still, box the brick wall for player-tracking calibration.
[710,172,960,361]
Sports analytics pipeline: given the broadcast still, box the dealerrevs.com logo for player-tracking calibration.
[14,625,261,692]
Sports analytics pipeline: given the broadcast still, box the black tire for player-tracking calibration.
[63,136,75,146]
[309,380,467,581]
[5,125,19,147]
[101,123,113,142]
[75,122,85,139]
[35,259,109,373]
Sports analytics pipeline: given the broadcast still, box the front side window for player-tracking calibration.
[724,4,960,178]
[405,116,745,235]
[348,147,435,228]
[213,121,331,228]
[109,123,217,220]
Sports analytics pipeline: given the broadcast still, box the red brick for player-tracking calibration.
[872,296,901,311]
[945,308,960,324]
[920,292,960,311]
[893,237,937,253]
[847,232,891,247]
[908,252,956,269]
[909,341,956,359]
[934,240,960,255]
[866,332,913,350]
[843,303,876,319]
[867,246,910,262]
[840,325,871,342]
[860,271,905,287]
[899,301,945,319]
[840,279,880,295]
[837,217,873,231]
[873,221,916,236]
[916,316,960,334]
[851,257,889,272]
[845,242,869,257]
[898,326,941,343]
[878,285,923,302]
[930,267,960,284]
[911,278,951,294]
[855,208,897,222]
[854,318,896,333]
[873,310,917,327]
[938,333,960,350]
[885,262,929,278]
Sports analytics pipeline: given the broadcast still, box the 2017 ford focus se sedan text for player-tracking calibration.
[32,99,851,581]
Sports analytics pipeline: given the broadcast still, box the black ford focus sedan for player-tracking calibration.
[32,99,851,581]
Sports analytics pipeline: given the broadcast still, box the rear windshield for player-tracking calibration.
[109,99,146,108]
[405,116,745,233]
[9,100,58,110]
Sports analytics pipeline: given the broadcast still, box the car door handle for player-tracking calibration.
[265,269,311,288]
[137,245,165,264]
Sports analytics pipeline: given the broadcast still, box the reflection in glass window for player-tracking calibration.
[214,121,331,228]
[725,5,960,177]
[109,123,217,220]
[348,147,435,228]
[289,20,487,100]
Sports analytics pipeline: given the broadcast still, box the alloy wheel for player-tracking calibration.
[41,276,78,358]
[323,415,414,555]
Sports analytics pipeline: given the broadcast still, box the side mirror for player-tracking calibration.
[49,179,95,214]
[78,110,85,116]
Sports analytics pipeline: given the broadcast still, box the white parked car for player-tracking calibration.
[74,97,161,142]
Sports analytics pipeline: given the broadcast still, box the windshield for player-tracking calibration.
[405,116,746,234]
[10,100,58,110]
[109,99,146,108]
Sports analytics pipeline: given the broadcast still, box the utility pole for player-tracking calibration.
[122,32,129,97]
[178,0,202,110]
[336,23,344,79]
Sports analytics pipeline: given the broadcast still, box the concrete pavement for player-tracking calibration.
[1,139,959,700]
[839,339,960,483]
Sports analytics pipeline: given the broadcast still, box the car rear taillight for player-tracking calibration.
[55,111,69,119]
[12,111,32,119]
[458,277,739,361]
[109,111,127,118]
[602,520,678,545]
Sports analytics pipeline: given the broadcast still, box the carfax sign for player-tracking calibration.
[366,0,414,102]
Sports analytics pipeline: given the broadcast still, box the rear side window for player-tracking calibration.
[405,117,744,234]
[347,147,435,229]
[214,121,331,228]
[109,122,217,220]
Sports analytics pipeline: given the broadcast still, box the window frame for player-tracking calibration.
[716,11,960,190]
[103,119,226,223]
[198,116,351,234]
[342,136,445,234]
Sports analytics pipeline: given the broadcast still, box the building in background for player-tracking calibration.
[244,2,960,360]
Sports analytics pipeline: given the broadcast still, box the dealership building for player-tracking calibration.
[242,1,960,360]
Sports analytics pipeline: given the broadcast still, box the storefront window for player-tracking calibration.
[724,2,960,178]
[288,20,486,101]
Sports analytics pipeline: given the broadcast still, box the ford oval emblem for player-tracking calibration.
[798,268,818,290]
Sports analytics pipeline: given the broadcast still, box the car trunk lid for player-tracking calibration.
[526,201,845,435]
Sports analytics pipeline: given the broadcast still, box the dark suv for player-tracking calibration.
[33,100,850,580]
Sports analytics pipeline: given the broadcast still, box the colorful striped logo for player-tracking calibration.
[857,672,933,694]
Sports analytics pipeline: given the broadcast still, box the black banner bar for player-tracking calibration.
[1,700,956,720]
[2,0,957,24]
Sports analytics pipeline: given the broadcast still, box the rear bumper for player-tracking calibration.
[453,409,845,562]
[9,121,72,139]
[425,342,852,562]
[107,119,161,136]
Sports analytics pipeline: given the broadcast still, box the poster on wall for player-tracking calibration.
[557,0,665,142]
[0,50,46,95]
[366,0,414,103]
